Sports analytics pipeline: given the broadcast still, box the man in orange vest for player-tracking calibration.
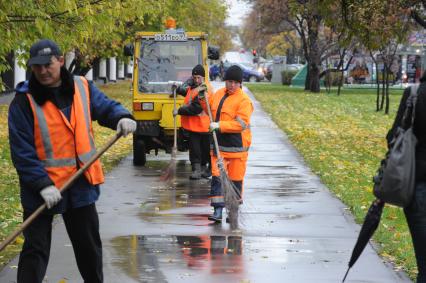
[175,65,213,179]
[8,39,136,283]
[199,65,254,222]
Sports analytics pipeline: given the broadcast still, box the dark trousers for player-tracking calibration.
[188,131,210,167]
[405,182,426,283]
[17,203,103,283]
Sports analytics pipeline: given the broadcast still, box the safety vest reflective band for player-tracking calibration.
[27,76,104,188]
[217,145,250,152]
[210,196,224,204]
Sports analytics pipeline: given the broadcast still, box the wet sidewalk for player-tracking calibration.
[0,83,412,282]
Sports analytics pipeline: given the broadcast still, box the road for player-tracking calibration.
[0,82,411,282]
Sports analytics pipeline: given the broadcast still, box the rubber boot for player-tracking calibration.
[208,207,223,222]
[201,164,212,178]
[189,163,201,180]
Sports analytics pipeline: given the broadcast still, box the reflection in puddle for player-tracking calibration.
[110,235,244,282]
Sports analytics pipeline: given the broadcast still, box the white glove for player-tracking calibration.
[209,122,220,132]
[173,109,178,117]
[40,185,62,209]
[117,118,137,137]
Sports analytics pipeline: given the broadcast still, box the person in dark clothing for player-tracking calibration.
[387,71,426,283]
[174,65,213,179]
[8,39,136,283]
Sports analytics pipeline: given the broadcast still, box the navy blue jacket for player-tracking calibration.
[8,68,132,213]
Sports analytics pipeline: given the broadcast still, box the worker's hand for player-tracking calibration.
[209,122,220,132]
[197,83,208,99]
[117,118,137,137]
[40,185,62,209]
[173,109,178,117]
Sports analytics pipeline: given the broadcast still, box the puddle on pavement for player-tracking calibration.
[138,164,212,218]
[108,235,344,282]
[110,235,245,282]
[252,187,318,198]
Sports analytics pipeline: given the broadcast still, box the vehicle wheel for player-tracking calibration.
[249,76,257,82]
[133,136,146,166]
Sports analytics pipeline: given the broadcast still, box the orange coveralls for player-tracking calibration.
[202,86,253,207]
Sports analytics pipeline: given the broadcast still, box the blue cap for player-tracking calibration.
[28,39,62,66]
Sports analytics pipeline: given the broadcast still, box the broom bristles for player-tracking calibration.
[160,148,177,183]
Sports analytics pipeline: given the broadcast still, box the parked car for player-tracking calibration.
[258,61,272,77]
[223,62,264,82]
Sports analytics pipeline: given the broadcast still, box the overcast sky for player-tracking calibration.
[225,0,253,26]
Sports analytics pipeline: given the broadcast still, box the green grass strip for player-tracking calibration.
[247,83,416,279]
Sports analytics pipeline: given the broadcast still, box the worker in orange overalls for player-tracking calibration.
[199,65,254,222]
[175,65,214,179]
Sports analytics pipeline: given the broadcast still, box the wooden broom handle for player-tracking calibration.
[0,132,122,252]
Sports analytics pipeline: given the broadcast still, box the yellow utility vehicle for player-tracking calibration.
[125,19,219,165]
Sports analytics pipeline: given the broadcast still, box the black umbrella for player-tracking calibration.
[342,199,385,282]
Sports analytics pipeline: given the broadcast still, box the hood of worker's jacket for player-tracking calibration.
[15,66,75,105]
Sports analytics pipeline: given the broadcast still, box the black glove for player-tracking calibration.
[176,78,195,96]
[197,83,208,99]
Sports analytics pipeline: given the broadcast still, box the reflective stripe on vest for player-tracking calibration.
[27,76,104,187]
[74,76,97,162]
[235,116,249,130]
[27,95,77,167]
[28,77,97,167]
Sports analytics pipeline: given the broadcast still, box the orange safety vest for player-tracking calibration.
[180,83,213,133]
[27,76,104,189]
[206,87,253,158]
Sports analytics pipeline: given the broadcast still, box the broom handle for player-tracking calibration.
[203,90,222,160]
[0,132,122,252]
[172,85,177,149]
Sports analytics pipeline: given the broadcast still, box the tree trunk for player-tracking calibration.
[385,64,390,114]
[380,66,386,111]
[306,12,321,93]
[305,62,311,91]
[337,70,344,96]
[336,50,347,96]
[375,61,380,111]
[309,63,321,93]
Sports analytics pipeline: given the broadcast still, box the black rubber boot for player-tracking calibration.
[201,165,212,178]
[208,207,223,222]
[189,163,201,180]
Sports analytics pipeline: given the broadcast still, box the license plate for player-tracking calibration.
[154,33,187,41]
